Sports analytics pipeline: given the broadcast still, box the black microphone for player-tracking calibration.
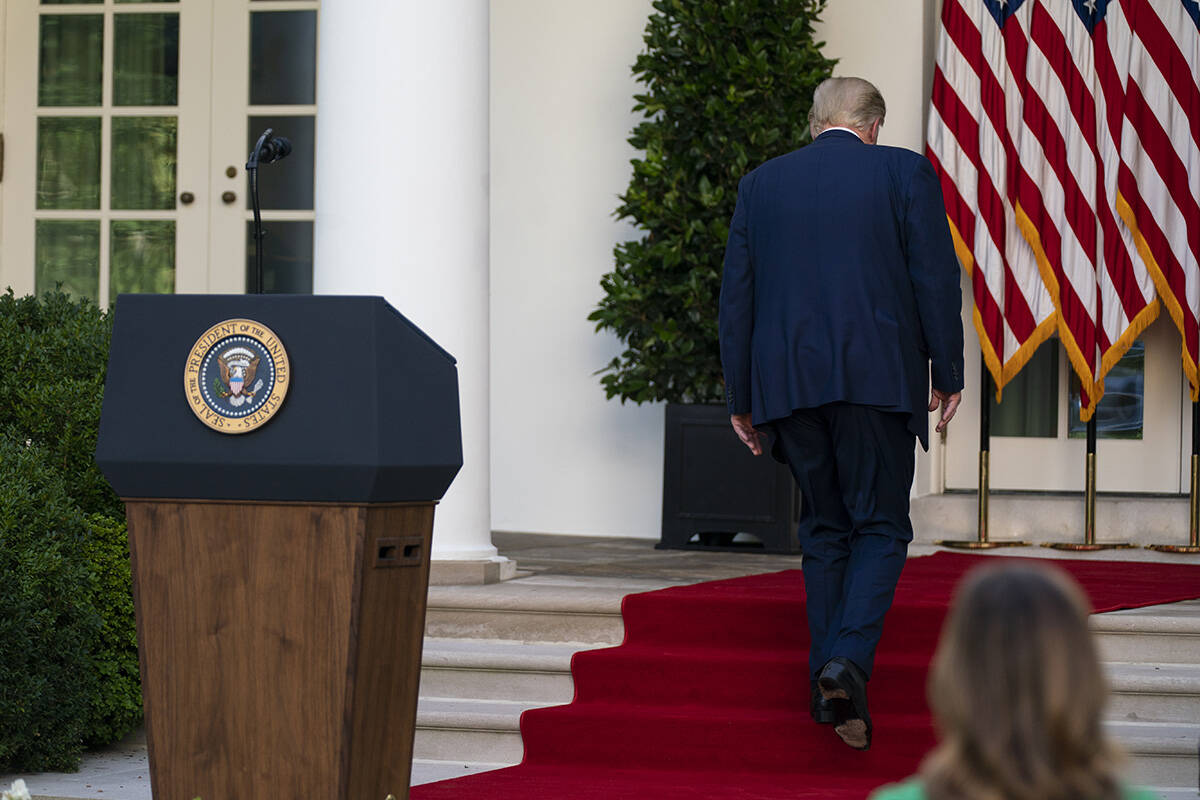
[259,135,292,164]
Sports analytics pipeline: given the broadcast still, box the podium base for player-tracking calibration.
[127,499,434,800]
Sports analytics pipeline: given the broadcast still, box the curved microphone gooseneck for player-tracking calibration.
[246,128,292,294]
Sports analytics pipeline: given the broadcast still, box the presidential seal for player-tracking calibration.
[183,318,290,434]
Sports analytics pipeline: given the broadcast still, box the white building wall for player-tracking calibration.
[490,0,661,538]
[490,0,943,538]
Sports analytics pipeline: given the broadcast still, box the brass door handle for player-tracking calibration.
[221,191,237,205]
[179,191,195,205]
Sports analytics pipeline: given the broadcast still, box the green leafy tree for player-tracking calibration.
[590,0,835,404]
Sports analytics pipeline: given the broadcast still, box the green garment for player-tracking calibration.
[869,778,1161,800]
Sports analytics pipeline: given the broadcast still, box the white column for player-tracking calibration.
[314,0,499,565]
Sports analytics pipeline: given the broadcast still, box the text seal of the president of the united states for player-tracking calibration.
[184,318,290,434]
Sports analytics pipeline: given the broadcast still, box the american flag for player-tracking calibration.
[1116,0,1200,401]
[927,0,1058,405]
[929,0,1197,416]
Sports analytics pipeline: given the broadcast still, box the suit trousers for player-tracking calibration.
[770,403,914,681]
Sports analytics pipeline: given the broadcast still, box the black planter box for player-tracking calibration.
[658,403,801,553]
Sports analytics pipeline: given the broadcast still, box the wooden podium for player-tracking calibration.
[96,295,463,800]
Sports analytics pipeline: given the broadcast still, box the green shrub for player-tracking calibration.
[0,290,120,520]
[0,435,100,772]
[81,514,141,748]
[590,0,836,404]
[0,291,140,771]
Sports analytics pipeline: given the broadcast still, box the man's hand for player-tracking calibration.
[929,389,962,434]
[730,413,765,456]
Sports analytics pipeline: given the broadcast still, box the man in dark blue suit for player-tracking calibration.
[718,77,964,751]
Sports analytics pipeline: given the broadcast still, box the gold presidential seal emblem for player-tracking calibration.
[184,318,290,434]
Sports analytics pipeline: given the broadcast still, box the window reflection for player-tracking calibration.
[36,220,100,301]
[249,11,317,105]
[244,221,312,294]
[1068,341,1145,440]
[990,341,1059,438]
[38,117,102,209]
[113,14,179,106]
[39,15,103,106]
[110,221,176,303]
[111,117,178,210]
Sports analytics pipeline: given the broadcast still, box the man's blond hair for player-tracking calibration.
[807,77,886,139]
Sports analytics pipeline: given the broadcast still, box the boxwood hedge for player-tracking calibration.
[0,291,140,772]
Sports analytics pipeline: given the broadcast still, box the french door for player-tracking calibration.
[945,313,1190,494]
[0,0,318,307]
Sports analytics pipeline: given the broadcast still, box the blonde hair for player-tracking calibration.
[921,563,1123,800]
[807,76,886,138]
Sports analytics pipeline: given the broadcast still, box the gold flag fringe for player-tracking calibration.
[1116,192,1199,402]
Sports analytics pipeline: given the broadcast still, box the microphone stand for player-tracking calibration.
[247,129,273,295]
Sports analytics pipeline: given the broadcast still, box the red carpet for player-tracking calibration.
[411,552,1200,799]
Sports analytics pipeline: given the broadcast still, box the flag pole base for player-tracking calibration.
[937,539,1028,549]
[1041,542,1136,551]
[1044,445,1133,550]
[1147,453,1200,553]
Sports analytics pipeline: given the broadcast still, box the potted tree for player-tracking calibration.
[590,0,835,552]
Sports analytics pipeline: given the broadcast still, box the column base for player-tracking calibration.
[429,557,518,585]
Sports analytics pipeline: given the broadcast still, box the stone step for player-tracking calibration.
[419,638,578,703]
[1148,789,1200,800]
[1106,720,1200,790]
[1107,662,1200,724]
[424,582,628,644]
[413,697,548,764]
[410,758,512,786]
[1092,602,1200,664]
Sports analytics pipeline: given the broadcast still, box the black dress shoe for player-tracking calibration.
[809,680,835,724]
[818,657,872,750]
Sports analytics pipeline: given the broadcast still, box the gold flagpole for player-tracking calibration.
[1045,413,1134,551]
[940,369,1026,549]
[1148,399,1200,553]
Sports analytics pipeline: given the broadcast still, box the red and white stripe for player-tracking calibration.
[1116,0,1200,399]
[927,0,1058,398]
[1020,0,1158,416]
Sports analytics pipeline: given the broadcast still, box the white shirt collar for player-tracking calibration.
[819,126,864,141]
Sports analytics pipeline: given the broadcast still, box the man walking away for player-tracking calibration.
[718,76,965,751]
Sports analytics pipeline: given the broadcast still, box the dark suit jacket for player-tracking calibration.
[718,129,964,450]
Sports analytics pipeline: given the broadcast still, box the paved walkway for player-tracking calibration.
[2,532,1195,800]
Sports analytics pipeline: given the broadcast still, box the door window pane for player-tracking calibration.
[990,342,1059,437]
[39,15,103,106]
[114,13,180,106]
[245,221,312,293]
[38,117,102,209]
[249,11,317,105]
[246,116,314,210]
[110,221,175,303]
[111,117,178,210]
[36,221,100,301]
[1069,341,1145,440]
